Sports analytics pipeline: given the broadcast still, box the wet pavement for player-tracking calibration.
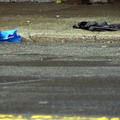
[0,42,120,119]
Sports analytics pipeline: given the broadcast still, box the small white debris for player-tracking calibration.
[56,15,60,18]
[39,101,48,104]
[102,45,107,48]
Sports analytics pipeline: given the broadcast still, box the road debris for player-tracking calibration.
[73,21,120,31]
[0,30,21,43]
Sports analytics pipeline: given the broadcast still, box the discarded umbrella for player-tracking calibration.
[73,21,120,31]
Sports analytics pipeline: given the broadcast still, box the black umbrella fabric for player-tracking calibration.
[73,21,120,31]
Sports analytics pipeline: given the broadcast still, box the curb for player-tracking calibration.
[21,32,120,42]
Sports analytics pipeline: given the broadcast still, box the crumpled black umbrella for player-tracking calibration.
[73,21,120,31]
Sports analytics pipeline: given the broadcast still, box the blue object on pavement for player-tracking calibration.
[0,30,21,43]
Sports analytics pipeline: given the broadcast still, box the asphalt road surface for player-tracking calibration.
[0,41,120,119]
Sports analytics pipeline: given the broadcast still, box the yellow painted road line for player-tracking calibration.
[0,115,120,120]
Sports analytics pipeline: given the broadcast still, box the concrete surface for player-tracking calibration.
[0,2,120,42]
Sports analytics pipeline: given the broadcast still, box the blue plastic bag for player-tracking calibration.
[0,30,21,43]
